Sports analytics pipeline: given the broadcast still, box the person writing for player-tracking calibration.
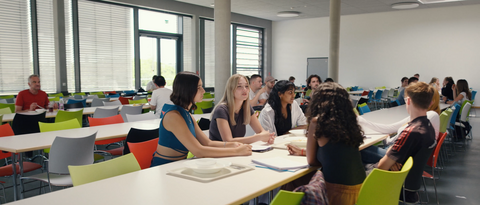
[305,82,366,205]
[209,74,275,144]
[15,74,56,112]
[258,80,307,136]
[151,72,252,167]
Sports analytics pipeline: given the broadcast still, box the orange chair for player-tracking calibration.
[422,132,447,204]
[104,91,116,95]
[88,114,125,155]
[0,124,42,186]
[118,96,133,105]
[128,138,158,169]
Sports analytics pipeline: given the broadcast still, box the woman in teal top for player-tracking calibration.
[151,72,252,167]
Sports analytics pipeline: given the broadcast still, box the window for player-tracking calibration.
[36,0,56,93]
[77,0,134,91]
[201,19,215,88]
[0,0,33,94]
[65,0,75,92]
[233,25,263,77]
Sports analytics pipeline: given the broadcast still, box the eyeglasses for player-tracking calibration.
[404,97,409,103]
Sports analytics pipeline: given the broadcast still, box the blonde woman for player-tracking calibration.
[429,77,441,92]
[209,74,275,144]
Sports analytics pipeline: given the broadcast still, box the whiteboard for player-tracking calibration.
[307,57,328,82]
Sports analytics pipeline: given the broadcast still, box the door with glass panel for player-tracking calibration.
[140,35,178,89]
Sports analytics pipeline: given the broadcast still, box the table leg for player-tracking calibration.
[11,153,17,201]
[18,153,24,199]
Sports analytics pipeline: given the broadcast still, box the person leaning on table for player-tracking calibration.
[294,82,366,205]
[150,72,252,167]
[258,80,307,136]
[208,74,275,144]
[446,79,471,105]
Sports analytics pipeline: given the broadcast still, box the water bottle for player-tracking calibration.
[59,97,64,110]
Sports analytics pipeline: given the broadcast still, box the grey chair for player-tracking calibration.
[0,99,7,104]
[125,112,157,122]
[120,105,143,122]
[103,100,122,106]
[73,95,84,99]
[93,107,119,118]
[86,95,99,99]
[5,98,15,104]
[20,132,96,192]
[91,98,110,107]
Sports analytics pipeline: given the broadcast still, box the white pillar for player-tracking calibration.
[214,0,231,103]
[329,0,341,82]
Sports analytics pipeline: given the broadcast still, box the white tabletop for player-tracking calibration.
[1,104,151,122]
[348,90,365,95]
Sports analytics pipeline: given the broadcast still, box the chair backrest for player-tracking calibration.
[471,90,477,101]
[68,153,141,186]
[388,88,395,97]
[107,94,120,98]
[356,157,413,205]
[361,90,369,96]
[0,103,15,113]
[390,100,398,107]
[381,89,388,98]
[39,118,81,132]
[439,110,451,133]
[374,90,383,100]
[73,95,84,99]
[64,102,84,110]
[125,112,157,122]
[128,99,148,104]
[449,104,461,126]
[358,103,370,115]
[104,91,117,95]
[12,111,47,135]
[118,96,132,105]
[0,107,12,114]
[270,190,305,205]
[89,92,104,95]
[119,105,143,122]
[459,102,471,122]
[0,95,15,99]
[128,138,159,169]
[427,132,447,168]
[55,109,83,126]
[88,114,124,126]
[66,99,87,107]
[0,99,7,104]
[367,90,374,99]
[72,92,86,96]
[93,107,119,118]
[48,132,96,174]
[48,93,64,97]
[203,93,213,98]
[123,127,159,154]
[103,100,122,106]
[91,98,110,107]
[0,123,15,159]
[85,95,99,99]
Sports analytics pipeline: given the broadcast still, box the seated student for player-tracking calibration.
[149,76,172,118]
[397,77,418,105]
[209,74,275,144]
[447,79,471,105]
[358,85,440,164]
[429,77,441,92]
[377,82,436,203]
[306,82,366,205]
[258,80,307,136]
[441,76,455,102]
[304,74,321,98]
[398,77,408,93]
[324,78,334,83]
[151,72,252,167]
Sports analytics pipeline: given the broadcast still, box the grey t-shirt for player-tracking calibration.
[209,104,255,141]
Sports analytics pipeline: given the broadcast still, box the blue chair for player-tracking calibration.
[107,94,120,98]
[390,99,400,107]
[372,89,384,109]
[66,99,87,107]
[471,90,477,101]
[446,103,461,152]
[358,103,371,115]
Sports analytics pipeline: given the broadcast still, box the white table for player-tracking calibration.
[348,90,365,95]
[2,104,151,122]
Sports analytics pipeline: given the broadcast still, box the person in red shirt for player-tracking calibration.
[15,75,51,112]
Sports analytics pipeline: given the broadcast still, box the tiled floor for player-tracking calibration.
[2,110,480,204]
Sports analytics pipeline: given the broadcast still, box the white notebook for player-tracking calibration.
[252,157,309,171]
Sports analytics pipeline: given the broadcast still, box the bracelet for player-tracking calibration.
[224,141,226,147]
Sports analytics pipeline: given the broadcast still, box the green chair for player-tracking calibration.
[270,190,305,205]
[49,97,60,102]
[71,92,86,96]
[194,100,214,114]
[439,109,452,133]
[0,115,3,124]
[0,95,14,99]
[203,93,214,98]
[48,93,64,97]
[356,157,413,205]
[187,152,195,159]
[0,107,12,114]
[55,109,84,126]
[0,103,15,113]
[97,94,106,98]
[89,92,104,95]
[39,119,82,154]
[128,99,148,104]
[68,153,141,186]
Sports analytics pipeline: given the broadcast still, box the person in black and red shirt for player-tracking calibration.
[377,82,436,203]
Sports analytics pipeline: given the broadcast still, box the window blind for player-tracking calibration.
[36,0,56,93]
[0,0,33,94]
[77,0,134,91]
[235,26,263,77]
[204,19,215,88]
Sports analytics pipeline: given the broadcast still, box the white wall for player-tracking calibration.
[272,4,480,101]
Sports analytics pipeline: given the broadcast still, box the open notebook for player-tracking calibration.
[252,157,309,171]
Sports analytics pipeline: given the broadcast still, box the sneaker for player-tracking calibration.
[399,190,419,204]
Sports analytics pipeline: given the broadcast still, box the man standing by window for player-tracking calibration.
[15,75,52,112]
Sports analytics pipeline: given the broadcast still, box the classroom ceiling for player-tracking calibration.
[175,0,480,21]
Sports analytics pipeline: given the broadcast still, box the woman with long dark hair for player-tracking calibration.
[151,72,252,167]
[306,82,365,205]
[258,80,307,136]
[447,79,471,105]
